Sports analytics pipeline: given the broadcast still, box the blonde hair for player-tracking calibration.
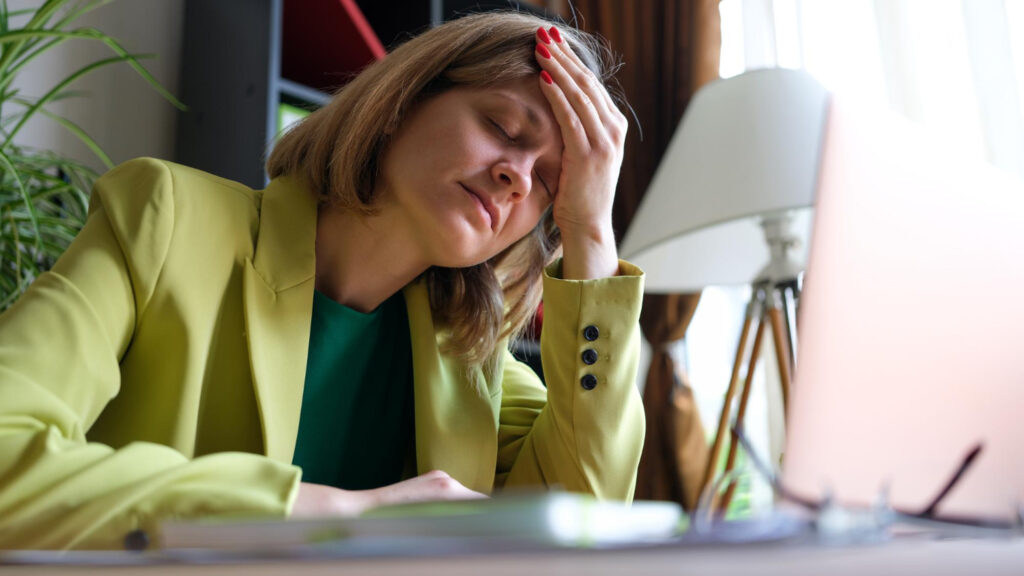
[267,12,622,366]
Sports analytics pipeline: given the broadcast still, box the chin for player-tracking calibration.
[436,252,492,269]
[435,243,498,269]
[429,225,495,268]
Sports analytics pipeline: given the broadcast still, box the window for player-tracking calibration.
[682,0,1024,517]
[717,0,1024,178]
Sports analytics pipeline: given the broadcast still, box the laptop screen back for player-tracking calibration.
[782,96,1024,522]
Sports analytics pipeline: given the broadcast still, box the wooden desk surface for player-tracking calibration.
[3,537,1024,575]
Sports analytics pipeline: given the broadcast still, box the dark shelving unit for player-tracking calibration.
[176,0,551,189]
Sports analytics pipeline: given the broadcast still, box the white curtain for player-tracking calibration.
[683,1,1024,516]
[719,0,1024,181]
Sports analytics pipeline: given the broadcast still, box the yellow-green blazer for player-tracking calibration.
[0,158,645,550]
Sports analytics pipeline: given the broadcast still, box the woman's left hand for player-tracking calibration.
[535,26,627,280]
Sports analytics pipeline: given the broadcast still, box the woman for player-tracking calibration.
[0,12,645,550]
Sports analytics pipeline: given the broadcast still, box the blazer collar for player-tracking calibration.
[251,175,318,291]
[242,175,317,463]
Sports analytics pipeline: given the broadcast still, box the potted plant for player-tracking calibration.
[0,0,184,310]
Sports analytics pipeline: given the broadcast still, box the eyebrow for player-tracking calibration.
[492,92,543,129]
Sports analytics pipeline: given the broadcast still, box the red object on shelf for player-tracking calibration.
[282,0,386,93]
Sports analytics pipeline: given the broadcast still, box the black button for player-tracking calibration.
[582,349,598,365]
[124,529,150,551]
[583,325,599,341]
[581,374,598,390]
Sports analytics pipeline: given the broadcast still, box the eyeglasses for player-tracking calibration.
[692,426,1024,540]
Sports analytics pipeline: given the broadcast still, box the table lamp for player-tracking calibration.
[619,68,829,511]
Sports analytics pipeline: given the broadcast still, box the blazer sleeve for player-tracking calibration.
[0,159,300,551]
[495,260,646,501]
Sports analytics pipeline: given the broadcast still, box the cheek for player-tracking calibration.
[501,204,548,248]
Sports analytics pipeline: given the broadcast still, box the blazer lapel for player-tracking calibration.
[403,281,503,493]
[240,173,503,483]
[242,175,317,464]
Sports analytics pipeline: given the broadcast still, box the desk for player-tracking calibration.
[4,537,1023,575]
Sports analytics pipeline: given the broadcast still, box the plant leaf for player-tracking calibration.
[0,28,187,114]
[3,52,154,147]
[12,98,114,168]
[0,0,67,76]
[0,148,41,254]
[53,0,117,30]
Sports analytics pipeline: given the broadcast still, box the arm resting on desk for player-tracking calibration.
[0,161,301,550]
[494,261,646,501]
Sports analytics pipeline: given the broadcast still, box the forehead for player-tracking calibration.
[462,78,555,126]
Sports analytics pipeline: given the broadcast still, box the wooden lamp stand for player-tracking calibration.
[701,214,804,514]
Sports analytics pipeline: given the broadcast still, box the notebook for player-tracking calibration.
[159,492,685,551]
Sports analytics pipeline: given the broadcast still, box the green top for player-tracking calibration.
[292,289,414,490]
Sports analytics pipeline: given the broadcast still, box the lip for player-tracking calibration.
[460,183,499,232]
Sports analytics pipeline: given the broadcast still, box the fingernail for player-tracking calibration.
[537,27,552,44]
[540,70,553,85]
[536,43,551,59]
[549,27,562,43]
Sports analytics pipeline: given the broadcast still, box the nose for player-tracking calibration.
[491,157,532,204]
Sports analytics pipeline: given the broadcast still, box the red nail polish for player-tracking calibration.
[537,27,552,44]
[540,70,553,85]
[549,27,562,43]
[536,43,551,59]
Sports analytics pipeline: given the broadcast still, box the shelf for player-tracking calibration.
[282,0,386,93]
[278,78,332,108]
[177,0,554,190]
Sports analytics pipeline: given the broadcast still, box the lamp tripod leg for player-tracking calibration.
[767,287,793,417]
[718,289,769,512]
[702,293,759,500]
[780,280,800,369]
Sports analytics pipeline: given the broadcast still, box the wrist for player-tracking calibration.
[559,225,619,280]
[556,220,615,246]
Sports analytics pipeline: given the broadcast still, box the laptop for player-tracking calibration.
[782,95,1024,524]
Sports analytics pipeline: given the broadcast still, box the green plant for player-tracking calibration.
[0,0,184,310]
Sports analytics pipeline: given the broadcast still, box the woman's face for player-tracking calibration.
[377,76,563,268]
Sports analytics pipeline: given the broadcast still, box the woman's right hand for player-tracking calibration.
[290,469,487,518]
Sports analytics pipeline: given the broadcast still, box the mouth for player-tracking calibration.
[460,183,498,232]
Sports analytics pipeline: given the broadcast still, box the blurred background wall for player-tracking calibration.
[10,0,184,172]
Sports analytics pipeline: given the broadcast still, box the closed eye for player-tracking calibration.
[488,116,552,200]
[489,119,516,144]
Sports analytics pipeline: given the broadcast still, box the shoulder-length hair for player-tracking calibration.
[267,11,622,366]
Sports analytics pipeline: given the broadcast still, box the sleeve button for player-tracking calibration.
[583,325,600,341]
[581,374,598,390]
[124,529,150,551]
[581,349,598,365]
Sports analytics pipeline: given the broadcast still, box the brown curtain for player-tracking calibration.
[567,0,721,510]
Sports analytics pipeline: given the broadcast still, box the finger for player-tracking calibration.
[420,472,488,500]
[448,488,489,500]
[536,66,592,156]
[535,43,606,147]
[540,27,618,126]
[544,27,627,138]
[538,29,609,122]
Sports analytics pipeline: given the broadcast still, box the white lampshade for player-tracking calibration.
[620,68,830,293]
